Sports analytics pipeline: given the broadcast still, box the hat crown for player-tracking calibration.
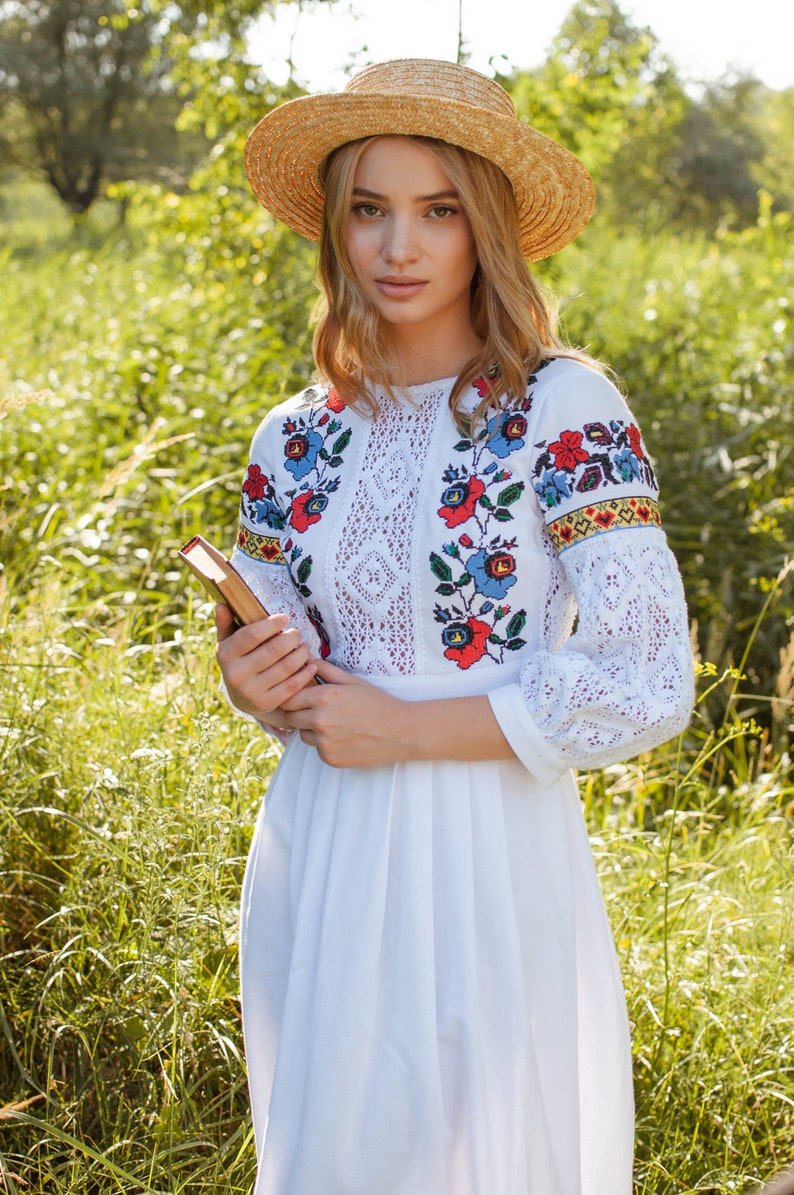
[343,58,516,122]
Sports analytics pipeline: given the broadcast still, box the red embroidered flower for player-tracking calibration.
[549,430,590,471]
[326,388,345,412]
[438,476,486,528]
[290,490,328,532]
[472,365,500,398]
[442,617,491,669]
[627,423,644,460]
[242,463,268,501]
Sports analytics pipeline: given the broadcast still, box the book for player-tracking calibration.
[179,534,320,687]
[178,534,270,627]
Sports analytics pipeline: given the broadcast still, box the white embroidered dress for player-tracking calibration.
[232,358,693,1195]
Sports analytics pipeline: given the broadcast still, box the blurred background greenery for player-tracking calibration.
[0,1,792,1192]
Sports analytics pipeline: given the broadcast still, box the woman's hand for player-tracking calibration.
[215,603,318,727]
[280,660,515,770]
[279,661,409,769]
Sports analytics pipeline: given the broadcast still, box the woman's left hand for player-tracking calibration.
[279,660,408,769]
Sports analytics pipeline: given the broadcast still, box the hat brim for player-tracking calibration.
[244,92,595,262]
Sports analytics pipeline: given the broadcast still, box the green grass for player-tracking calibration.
[1,182,792,1193]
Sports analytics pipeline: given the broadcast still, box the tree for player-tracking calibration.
[0,1,197,211]
[502,1,683,174]
[0,0,322,213]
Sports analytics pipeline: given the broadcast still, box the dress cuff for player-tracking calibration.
[488,683,570,786]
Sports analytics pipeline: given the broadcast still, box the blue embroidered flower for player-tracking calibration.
[613,446,642,482]
[253,497,286,529]
[484,409,528,458]
[466,546,518,600]
[533,467,572,510]
[284,426,324,480]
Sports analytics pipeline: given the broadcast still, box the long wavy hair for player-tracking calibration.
[313,135,600,431]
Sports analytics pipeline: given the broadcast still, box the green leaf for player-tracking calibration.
[457,572,472,587]
[454,439,472,451]
[498,482,524,506]
[494,508,513,521]
[296,558,312,584]
[506,612,527,638]
[506,638,527,651]
[479,495,494,509]
[332,430,351,454]
[436,583,455,596]
[430,553,453,582]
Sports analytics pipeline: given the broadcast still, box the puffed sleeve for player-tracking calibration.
[230,407,322,655]
[487,364,695,784]
[219,403,323,741]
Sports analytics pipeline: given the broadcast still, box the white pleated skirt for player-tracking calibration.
[239,673,633,1195]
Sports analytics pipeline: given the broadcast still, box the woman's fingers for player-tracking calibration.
[214,608,317,717]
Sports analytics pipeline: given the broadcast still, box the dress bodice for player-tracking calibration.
[232,358,693,774]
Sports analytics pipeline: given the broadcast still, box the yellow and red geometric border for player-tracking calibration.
[548,495,661,553]
[236,525,286,566]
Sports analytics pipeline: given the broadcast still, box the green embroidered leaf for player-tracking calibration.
[489,634,506,645]
[329,455,344,468]
[296,559,313,585]
[506,638,527,651]
[456,572,472,587]
[498,482,524,506]
[430,553,453,582]
[479,495,494,510]
[454,438,472,451]
[319,448,330,461]
[506,612,526,638]
[435,583,455,597]
[493,508,513,522]
[332,430,351,454]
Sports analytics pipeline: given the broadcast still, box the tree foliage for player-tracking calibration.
[0,0,320,212]
[502,0,789,233]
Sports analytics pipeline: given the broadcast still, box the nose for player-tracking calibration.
[381,213,419,265]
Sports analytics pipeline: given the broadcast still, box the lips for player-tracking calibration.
[375,276,427,300]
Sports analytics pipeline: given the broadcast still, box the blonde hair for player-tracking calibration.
[313,136,598,431]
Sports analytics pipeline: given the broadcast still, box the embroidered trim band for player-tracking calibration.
[548,495,661,552]
[237,525,286,565]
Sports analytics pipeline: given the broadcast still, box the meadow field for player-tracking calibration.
[1,176,792,1194]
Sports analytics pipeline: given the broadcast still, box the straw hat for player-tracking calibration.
[244,58,595,262]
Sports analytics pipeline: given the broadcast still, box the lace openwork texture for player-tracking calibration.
[233,548,321,657]
[518,528,694,770]
[331,388,443,676]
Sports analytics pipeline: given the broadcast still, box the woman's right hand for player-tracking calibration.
[215,604,319,727]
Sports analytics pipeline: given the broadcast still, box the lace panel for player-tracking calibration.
[331,391,444,676]
[539,526,576,651]
[518,530,694,770]
[231,546,322,656]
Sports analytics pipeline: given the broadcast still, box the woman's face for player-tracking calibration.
[343,137,479,345]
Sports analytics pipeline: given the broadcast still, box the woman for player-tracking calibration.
[216,58,694,1195]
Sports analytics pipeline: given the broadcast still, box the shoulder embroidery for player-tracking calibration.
[532,418,657,511]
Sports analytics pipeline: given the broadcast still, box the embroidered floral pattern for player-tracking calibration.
[430,367,550,670]
[239,388,352,658]
[532,419,657,512]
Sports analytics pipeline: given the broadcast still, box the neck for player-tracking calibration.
[386,324,485,386]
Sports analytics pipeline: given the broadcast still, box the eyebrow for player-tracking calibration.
[352,187,460,202]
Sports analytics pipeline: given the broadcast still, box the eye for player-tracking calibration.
[352,202,383,218]
[428,205,458,219]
